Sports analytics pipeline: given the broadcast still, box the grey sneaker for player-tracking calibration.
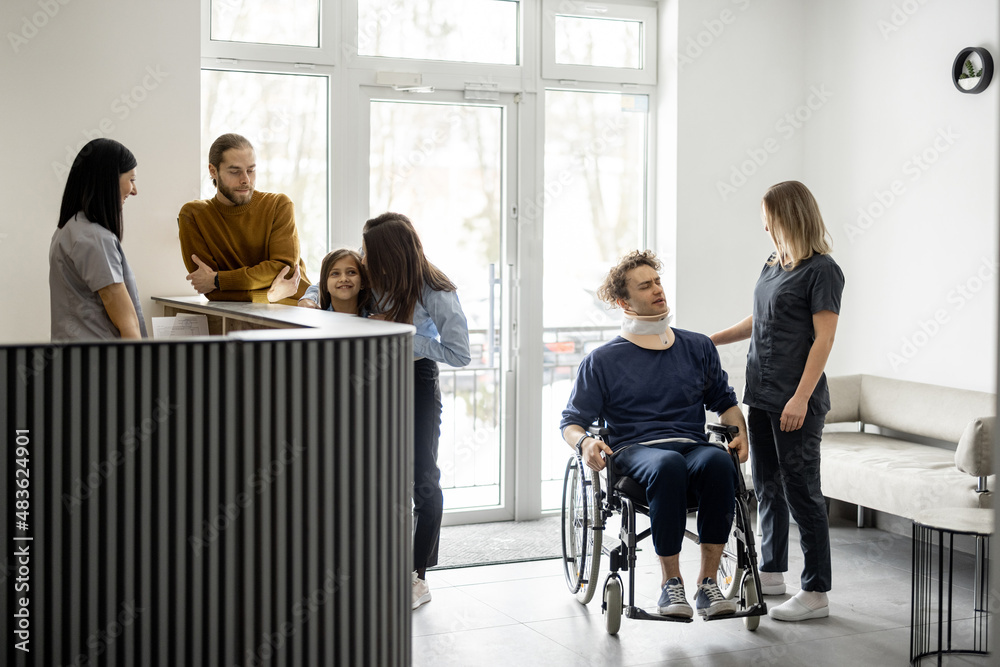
[657,577,693,618]
[695,577,737,618]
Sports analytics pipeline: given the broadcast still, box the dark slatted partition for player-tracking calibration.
[1,333,413,666]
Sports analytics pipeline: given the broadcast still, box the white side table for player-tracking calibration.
[910,508,993,665]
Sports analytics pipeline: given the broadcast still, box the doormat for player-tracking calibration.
[430,516,564,570]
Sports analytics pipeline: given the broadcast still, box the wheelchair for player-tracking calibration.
[560,423,766,635]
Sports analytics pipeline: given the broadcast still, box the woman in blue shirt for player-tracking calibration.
[362,212,471,610]
[712,181,844,622]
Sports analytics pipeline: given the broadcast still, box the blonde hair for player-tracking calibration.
[762,181,832,270]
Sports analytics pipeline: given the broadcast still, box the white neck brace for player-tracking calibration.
[620,308,675,350]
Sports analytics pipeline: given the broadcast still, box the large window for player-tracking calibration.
[200,0,658,522]
[358,0,519,64]
[200,70,329,276]
[210,0,321,47]
[540,89,649,511]
[541,0,656,84]
[369,99,506,511]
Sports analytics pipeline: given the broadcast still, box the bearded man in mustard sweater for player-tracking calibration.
[178,133,311,304]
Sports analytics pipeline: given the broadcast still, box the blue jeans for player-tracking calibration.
[613,441,736,557]
[748,406,831,592]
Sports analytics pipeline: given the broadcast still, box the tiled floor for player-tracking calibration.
[414,515,990,666]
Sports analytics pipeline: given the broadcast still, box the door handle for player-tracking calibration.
[488,263,502,369]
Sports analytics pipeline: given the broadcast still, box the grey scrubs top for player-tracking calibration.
[49,212,147,341]
[744,252,844,415]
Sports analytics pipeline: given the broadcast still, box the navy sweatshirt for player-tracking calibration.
[560,329,738,451]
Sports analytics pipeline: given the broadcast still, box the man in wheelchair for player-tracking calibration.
[560,250,749,620]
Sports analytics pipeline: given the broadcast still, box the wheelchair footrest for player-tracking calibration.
[625,606,694,623]
[700,603,768,622]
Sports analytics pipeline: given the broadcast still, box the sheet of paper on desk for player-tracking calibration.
[151,314,210,339]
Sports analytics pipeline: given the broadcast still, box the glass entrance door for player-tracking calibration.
[540,89,650,511]
[364,89,516,523]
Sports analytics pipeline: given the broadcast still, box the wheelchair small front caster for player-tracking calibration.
[602,575,623,635]
[742,574,760,631]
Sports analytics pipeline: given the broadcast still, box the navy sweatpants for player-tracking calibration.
[613,440,737,557]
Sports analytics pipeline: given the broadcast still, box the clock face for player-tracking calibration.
[952,47,994,94]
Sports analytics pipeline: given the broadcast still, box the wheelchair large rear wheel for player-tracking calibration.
[561,456,603,604]
[718,517,744,601]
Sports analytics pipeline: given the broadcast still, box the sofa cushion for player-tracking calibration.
[857,375,995,443]
[821,432,993,519]
[956,417,995,477]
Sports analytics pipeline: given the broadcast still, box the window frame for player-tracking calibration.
[201,0,339,65]
[198,0,662,523]
[540,0,657,85]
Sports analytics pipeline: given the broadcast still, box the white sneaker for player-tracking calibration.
[769,592,829,622]
[412,571,431,610]
[758,571,786,596]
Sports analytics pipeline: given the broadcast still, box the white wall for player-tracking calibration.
[665,0,809,395]
[804,0,998,393]
[666,0,999,394]
[0,0,200,344]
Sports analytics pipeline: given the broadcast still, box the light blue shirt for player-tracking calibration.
[302,282,471,367]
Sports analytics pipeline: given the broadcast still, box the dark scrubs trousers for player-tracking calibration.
[748,407,831,591]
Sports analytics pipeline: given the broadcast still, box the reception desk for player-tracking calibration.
[153,295,354,335]
[1,298,414,666]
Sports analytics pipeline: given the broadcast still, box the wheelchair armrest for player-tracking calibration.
[707,423,739,442]
[589,420,610,438]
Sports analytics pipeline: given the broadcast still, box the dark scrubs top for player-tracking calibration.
[744,253,844,415]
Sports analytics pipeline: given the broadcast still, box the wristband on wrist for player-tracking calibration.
[214,273,220,289]
[574,433,589,454]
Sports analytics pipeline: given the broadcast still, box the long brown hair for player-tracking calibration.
[362,212,456,323]
[762,180,832,270]
[318,248,373,314]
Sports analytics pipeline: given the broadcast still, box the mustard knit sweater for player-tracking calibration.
[178,191,311,304]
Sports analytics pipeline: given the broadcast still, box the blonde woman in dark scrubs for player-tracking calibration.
[711,181,844,622]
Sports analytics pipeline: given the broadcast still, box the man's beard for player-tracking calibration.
[219,182,253,206]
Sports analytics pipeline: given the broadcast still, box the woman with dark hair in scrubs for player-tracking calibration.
[49,138,145,340]
[712,180,844,622]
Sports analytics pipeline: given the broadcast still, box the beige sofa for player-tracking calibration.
[822,374,995,525]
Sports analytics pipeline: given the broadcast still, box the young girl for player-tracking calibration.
[298,248,373,316]
[362,212,471,610]
[711,181,844,622]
